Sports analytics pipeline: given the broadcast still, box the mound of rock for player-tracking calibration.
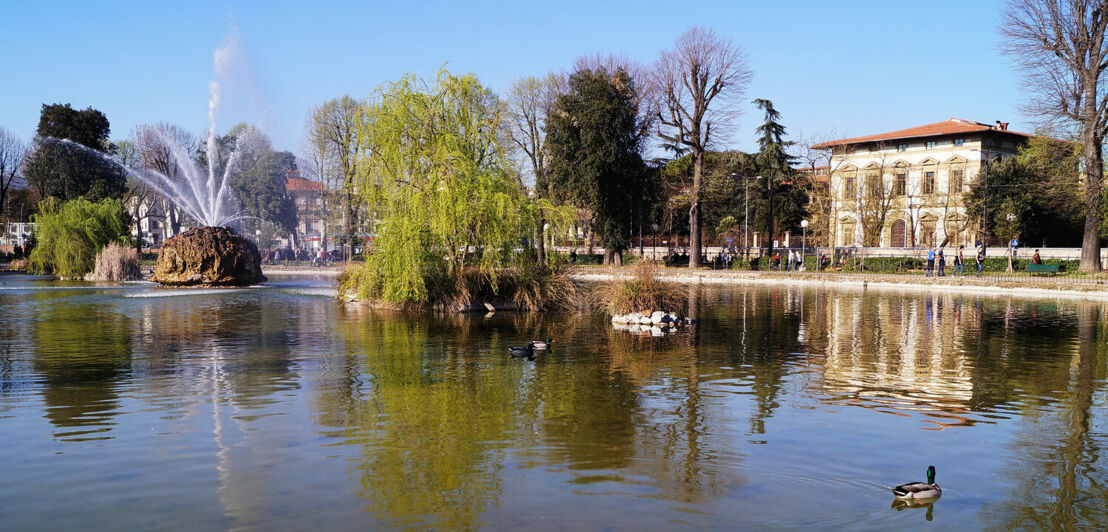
[610,310,693,336]
[151,226,265,287]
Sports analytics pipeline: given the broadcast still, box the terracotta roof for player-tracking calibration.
[286,176,324,192]
[811,118,1032,149]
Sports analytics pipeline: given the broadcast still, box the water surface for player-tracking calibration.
[1,273,1105,530]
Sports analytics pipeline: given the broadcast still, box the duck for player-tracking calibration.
[530,338,552,350]
[892,466,941,500]
[508,344,534,357]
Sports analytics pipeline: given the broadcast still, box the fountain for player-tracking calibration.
[134,42,265,286]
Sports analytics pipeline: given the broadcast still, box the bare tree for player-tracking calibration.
[134,122,199,237]
[857,155,897,246]
[1004,0,1108,271]
[502,73,562,261]
[306,96,365,260]
[797,131,847,250]
[653,26,752,267]
[0,128,27,223]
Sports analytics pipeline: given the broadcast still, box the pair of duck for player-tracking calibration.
[508,338,551,357]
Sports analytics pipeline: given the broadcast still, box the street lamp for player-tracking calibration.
[801,220,809,267]
[737,174,763,258]
[651,223,659,261]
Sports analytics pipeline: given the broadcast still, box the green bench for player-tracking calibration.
[1027,263,1060,275]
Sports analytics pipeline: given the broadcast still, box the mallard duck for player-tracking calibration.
[508,344,534,357]
[530,338,552,350]
[893,466,941,499]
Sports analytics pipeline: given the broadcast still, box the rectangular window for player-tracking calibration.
[926,141,936,149]
[844,177,856,199]
[895,172,907,196]
[949,169,964,193]
[924,171,936,194]
[954,138,964,147]
[897,144,907,152]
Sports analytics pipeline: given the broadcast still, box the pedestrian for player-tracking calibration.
[720,249,729,269]
[926,247,935,277]
[569,250,577,264]
[773,252,780,270]
[976,245,985,276]
[1032,249,1043,265]
[953,245,965,276]
[819,253,827,271]
[937,248,946,277]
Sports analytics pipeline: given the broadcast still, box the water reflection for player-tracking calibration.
[2,276,1108,529]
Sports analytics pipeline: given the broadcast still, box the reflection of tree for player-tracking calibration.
[31,291,131,439]
[335,313,516,530]
[983,302,1108,529]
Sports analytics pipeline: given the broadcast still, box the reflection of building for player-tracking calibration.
[285,171,325,250]
[812,291,977,429]
[813,119,1029,247]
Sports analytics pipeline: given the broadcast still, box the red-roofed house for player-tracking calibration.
[813,118,1030,248]
[285,170,326,250]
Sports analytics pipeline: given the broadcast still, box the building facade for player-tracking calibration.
[813,118,1030,248]
[285,172,325,250]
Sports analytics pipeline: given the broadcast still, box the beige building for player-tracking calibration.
[813,118,1030,248]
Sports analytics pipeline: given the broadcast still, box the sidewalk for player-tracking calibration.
[571,266,1108,301]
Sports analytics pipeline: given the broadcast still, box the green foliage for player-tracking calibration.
[36,103,112,150]
[344,69,573,307]
[23,139,127,202]
[965,137,1084,246]
[661,150,758,240]
[546,66,649,257]
[751,100,807,249]
[28,197,132,278]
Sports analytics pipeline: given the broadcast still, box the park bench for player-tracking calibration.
[1027,263,1060,275]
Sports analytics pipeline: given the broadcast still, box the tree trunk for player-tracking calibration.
[766,174,775,259]
[537,215,547,262]
[1080,109,1103,271]
[689,149,703,268]
[344,188,356,262]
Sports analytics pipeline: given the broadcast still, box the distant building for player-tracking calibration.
[285,171,325,250]
[812,118,1030,248]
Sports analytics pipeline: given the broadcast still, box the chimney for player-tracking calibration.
[995,120,1002,129]
[994,120,1009,131]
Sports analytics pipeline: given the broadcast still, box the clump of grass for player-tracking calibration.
[8,258,28,272]
[88,242,141,281]
[599,261,685,315]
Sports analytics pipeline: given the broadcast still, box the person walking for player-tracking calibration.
[937,247,946,277]
[976,245,985,276]
[773,252,780,271]
[953,245,965,276]
[926,247,935,277]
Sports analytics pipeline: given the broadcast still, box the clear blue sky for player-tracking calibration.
[1,0,1026,158]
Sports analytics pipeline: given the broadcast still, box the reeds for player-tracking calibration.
[88,242,142,281]
[597,261,685,315]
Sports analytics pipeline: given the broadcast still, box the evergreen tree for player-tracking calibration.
[546,66,649,264]
[752,99,806,257]
[23,103,126,202]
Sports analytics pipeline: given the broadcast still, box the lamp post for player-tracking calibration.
[739,174,762,258]
[801,220,809,269]
[651,223,659,261]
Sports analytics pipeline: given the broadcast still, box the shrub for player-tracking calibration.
[28,197,132,279]
[88,242,141,281]
[598,261,686,315]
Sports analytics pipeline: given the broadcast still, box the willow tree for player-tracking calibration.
[347,70,557,306]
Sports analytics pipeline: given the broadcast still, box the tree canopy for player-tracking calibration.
[546,66,649,262]
[23,104,126,202]
[346,69,562,305]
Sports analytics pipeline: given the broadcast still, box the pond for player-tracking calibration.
[1,273,1105,530]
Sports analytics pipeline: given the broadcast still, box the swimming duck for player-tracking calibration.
[530,338,552,350]
[892,466,941,499]
[508,344,534,357]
